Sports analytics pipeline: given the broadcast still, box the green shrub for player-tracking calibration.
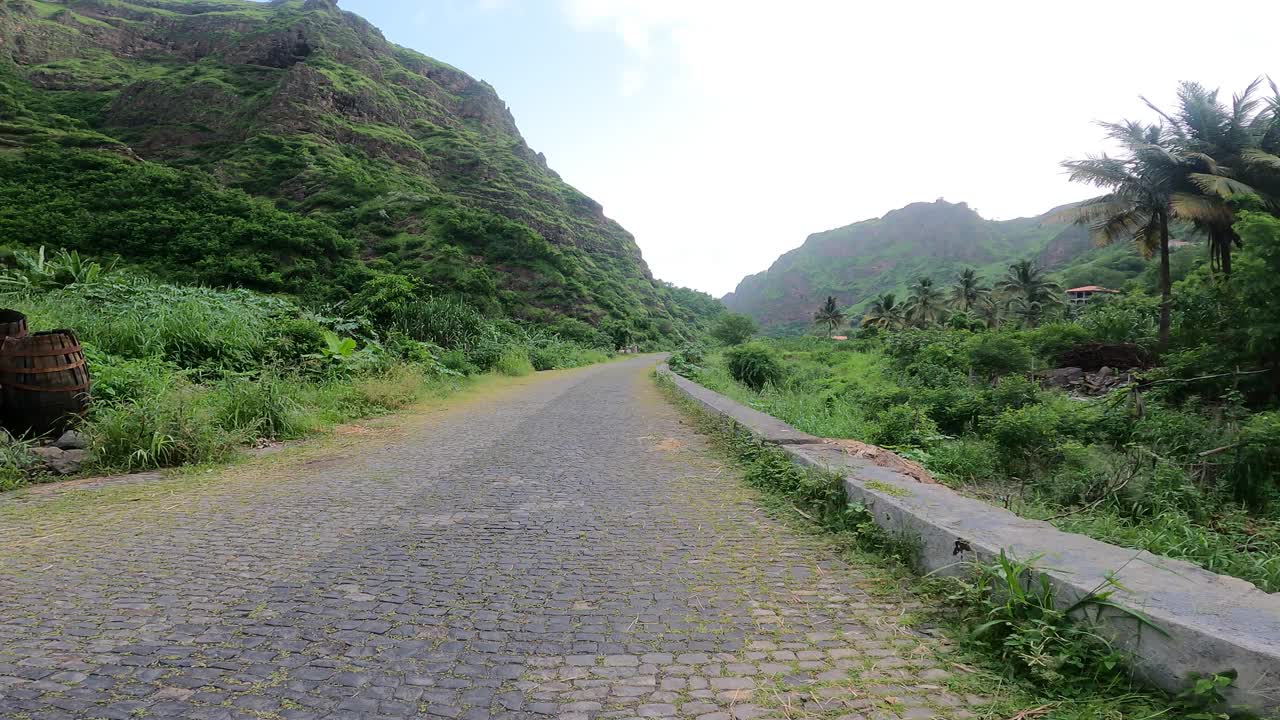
[212,373,312,440]
[85,384,239,471]
[1131,405,1222,461]
[439,349,477,375]
[948,551,1135,690]
[989,403,1066,474]
[0,436,41,492]
[493,346,534,376]
[915,383,986,435]
[725,342,783,390]
[1078,293,1158,346]
[667,343,706,377]
[528,345,559,371]
[913,341,968,373]
[267,316,329,363]
[1022,322,1094,362]
[866,403,940,449]
[1224,410,1280,509]
[86,349,182,406]
[884,328,963,368]
[987,375,1041,415]
[966,333,1032,379]
[927,438,998,485]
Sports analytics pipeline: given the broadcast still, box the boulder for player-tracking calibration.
[47,449,87,475]
[30,446,64,461]
[54,430,88,450]
[1037,367,1084,388]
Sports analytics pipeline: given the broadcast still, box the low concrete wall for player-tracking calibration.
[657,365,1280,714]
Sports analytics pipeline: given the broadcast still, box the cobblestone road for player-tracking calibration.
[0,357,982,720]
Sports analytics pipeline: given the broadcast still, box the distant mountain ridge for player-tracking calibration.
[723,199,1091,329]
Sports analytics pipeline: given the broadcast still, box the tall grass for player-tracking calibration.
[11,282,285,371]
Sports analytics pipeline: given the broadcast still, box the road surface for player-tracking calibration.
[0,356,978,719]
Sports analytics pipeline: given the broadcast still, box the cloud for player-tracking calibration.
[553,0,1279,295]
[617,65,647,97]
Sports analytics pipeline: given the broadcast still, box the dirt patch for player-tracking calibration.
[654,437,686,452]
[821,439,938,485]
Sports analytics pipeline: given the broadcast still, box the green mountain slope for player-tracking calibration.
[0,0,720,344]
[722,199,1092,330]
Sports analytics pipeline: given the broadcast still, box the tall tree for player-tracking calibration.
[710,313,756,346]
[949,268,988,312]
[906,276,946,327]
[996,260,1062,328]
[862,292,906,330]
[1142,79,1278,275]
[1061,121,1187,348]
[813,296,846,338]
[974,294,1002,329]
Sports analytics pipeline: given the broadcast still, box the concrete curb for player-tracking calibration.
[656,365,1280,714]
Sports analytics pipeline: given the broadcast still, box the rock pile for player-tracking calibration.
[28,430,89,476]
[1036,366,1137,395]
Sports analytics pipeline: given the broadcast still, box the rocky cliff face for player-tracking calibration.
[723,200,1088,329]
[0,0,716,339]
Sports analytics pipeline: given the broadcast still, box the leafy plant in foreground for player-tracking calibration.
[944,551,1157,692]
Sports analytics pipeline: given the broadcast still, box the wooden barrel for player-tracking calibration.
[0,330,90,438]
[0,309,26,340]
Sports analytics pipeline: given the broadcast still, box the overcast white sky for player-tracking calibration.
[347,0,1279,297]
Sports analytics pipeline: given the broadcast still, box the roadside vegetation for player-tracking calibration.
[670,80,1280,594]
[656,374,1243,720]
[0,247,615,491]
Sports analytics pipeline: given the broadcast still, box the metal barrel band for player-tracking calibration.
[0,360,86,374]
[0,344,82,357]
[2,382,90,393]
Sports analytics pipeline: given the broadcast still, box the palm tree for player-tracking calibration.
[1061,120,1187,348]
[1141,79,1278,276]
[974,294,1002,329]
[906,276,946,327]
[813,296,845,338]
[996,260,1062,328]
[949,268,988,312]
[862,292,906,330]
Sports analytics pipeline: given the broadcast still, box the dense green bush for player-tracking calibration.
[710,313,757,346]
[928,439,999,485]
[1077,295,1157,346]
[725,342,783,390]
[494,347,534,377]
[966,333,1032,379]
[988,404,1066,473]
[866,404,940,449]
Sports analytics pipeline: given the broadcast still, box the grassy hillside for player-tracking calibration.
[0,0,721,345]
[723,199,1091,331]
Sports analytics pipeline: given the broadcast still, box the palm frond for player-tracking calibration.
[1187,173,1257,198]
[1170,192,1234,225]
[1060,157,1135,190]
[1088,208,1147,248]
[1131,216,1162,258]
[1053,195,1131,226]
[1242,149,1280,172]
